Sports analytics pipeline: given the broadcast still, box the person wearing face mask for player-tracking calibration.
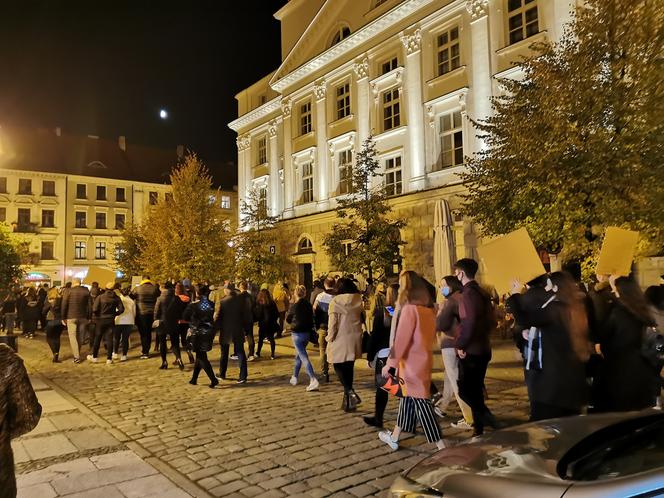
[435,275,473,429]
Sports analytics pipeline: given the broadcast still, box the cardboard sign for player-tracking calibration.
[596,227,638,277]
[83,266,117,287]
[131,276,143,289]
[477,228,546,295]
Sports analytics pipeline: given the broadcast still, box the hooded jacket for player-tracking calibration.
[93,289,125,321]
[326,293,365,363]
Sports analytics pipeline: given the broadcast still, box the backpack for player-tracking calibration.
[641,325,664,370]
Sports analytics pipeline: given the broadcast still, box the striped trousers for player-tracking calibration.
[396,396,443,443]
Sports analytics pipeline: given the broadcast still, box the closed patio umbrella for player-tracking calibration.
[433,199,456,298]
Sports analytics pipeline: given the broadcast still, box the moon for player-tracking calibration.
[159,109,168,119]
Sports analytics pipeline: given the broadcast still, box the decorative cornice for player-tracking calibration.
[466,0,489,21]
[236,135,251,152]
[314,79,327,101]
[400,28,422,55]
[353,57,369,80]
[228,97,282,132]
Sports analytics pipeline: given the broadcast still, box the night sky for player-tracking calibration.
[0,0,289,188]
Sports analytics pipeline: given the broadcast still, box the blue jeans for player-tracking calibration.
[292,332,315,379]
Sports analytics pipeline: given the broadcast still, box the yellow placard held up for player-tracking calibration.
[83,266,117,287]
[596,227,639,277]
[477,227,546,295]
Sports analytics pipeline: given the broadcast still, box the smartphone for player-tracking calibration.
[385,306,395,316]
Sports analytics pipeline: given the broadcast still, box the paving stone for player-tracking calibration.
[50,462,157,495]
[67,428,122,450]
[35,390,76,413]
[116,474,184,498]
[209,479,247,497]
[16,482,57,498]
[21,434,78,460]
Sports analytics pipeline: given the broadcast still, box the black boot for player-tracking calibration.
[350,389,362,405]
[159,361,168,370]
[175,358,184,370]
[187,351,195,364]
[363,416,383,428]
[52,353,60,363]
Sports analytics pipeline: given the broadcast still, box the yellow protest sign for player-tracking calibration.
[596,227,639,277]
[477,227,546,295]
[83,266,117,287]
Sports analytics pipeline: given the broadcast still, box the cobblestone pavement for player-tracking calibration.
[14,330,529,497]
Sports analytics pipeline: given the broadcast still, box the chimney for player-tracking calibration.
[118,135,126,151]
[176,144,184,159]
[55,127,61,137]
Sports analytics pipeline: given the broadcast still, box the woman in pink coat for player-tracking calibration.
[379,271,446,451]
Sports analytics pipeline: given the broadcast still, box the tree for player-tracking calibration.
[233,187,292,285]
[462,0,664,263]
[114,221,147,279]
[0,224,25,289]
[323,136,406,280]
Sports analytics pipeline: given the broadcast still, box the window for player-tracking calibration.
[437,27,460,76]
[41,209,55,228]
[385,156,403,197]
[300,101,312,135]
[115,213,126,229]
[221,195,231,209]
[330,25,351,47]
[116,187,126,202]
[76,184,87,199]
[338,150,353,195]
[0,177,6,193]
[42,180,55,196]
[342,241,353,256]
[302,162,314,204]
[74,241,86,259]
[382,88,401,131]
[336,82,351,120]
[257,136,267,165]
[0,207,5,222]
[95,212,106,229]
[381,57,398,75]
[18,179,32,195]
[96,185,106,200]
[257,186,268,215]
[439,111,464,170]
[75,211,87,228]
[95,242,106,260]
[298,238,313,253]
[17,208,31,226]
[149,191,158,205]
[41,242,54,260]
[508,0,538,44]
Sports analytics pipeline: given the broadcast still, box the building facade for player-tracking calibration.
[230,0,576,288]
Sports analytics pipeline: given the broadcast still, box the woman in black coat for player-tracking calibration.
[255,289,279,359]
[594,276,659,412]
[43,288,63,362]
[184,285,218,388]
[21,288,41,338]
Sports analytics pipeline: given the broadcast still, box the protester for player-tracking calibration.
[0,344,42,498]
[435,275,474,429]
[43,287,63,362]
[61,278,92,363]
[21,287,40,339]
[364,283,399,428]
[310,279,324,306]
[175,283,194,364]
[216,282,252,383]
[184,285,218,388]
[313,277,336,382]
[238,281,256,361]
[154,282,186,370]
[327,278,364,412]
[378,271,446,451]
[37,283,48,330]
[273,282,291,338]
[132,277,159,359]
[1,291,17,335]
[255,288,279,359]
[113,285,136,362]
[88,282,124,364]
[285,285,319,391]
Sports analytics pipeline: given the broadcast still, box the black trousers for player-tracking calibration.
[45,321,63,355]
[334,361,355,393]
[92,319,115,360]
[192,351,216,383]
[233,327,255,357]
[159,329,182,362]
[458,353,493,435]
[113,325,133,356]
[137,313,153,356]
[220,340,247,380]
[256,325,275,357]
[373,357,388,422]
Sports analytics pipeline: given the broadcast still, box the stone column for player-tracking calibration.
[267,119,280,217]
[281,99,294,218]
[401,28,426,191]
[314,79,329,209]
[236,134,250,225]
[466,0,492,153]
[353,57,370,146]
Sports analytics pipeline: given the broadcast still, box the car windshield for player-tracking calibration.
[558,413,664,481]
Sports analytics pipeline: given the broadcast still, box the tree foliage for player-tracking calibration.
[114,221,146,279]
[462,0,664,261]
[323,136,406,279]
[0,224,25,289]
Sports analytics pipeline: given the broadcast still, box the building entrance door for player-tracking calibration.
[298,263,313,298]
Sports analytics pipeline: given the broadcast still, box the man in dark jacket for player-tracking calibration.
[131,278,160,359]
[454,258,497,437]
[89,282,124,363]
[61,278,92,363]
[215,283,253,383]
[37,284,48,330]
[237,281,256,361]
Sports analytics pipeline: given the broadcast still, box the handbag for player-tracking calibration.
[187,322,215,352]
[641,325,664,369]
[376,366,406,397]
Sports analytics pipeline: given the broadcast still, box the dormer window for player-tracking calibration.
[330,25,351,47]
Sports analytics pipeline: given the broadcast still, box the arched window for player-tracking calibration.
[297,237,314,254]
[330,25,351,47]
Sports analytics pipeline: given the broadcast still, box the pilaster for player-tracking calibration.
[281,99,294,218]
[267,119,280,217]
[314,79,329,210]
[466,0,492,153]
[353,57,371,146]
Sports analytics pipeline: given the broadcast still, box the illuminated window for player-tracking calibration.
[302,163,314,204]
[298,238,313,253]
[42,180,55,196]
[342,241,353,256]
[95,242,106,260]
[41,241,54,260]
[300,101,312,135]
[508,0,538,44]
[436,27,460,76]
[257,136,267,165]
[221,195,231,209]
[41,209,55,228]
[331,25,351,47]
[75,211,86,228]
[258,186,268,215]
[438,111,464,170]
[381,57,398,75]
[384,156,402,197]
[382,88,401,131]
[17,208,30,226]
[336,82,351,120]
[74,241,86,259]
[338,150,353,195]
[115,214,125,229]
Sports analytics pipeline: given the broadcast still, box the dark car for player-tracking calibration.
[390,410,664,498]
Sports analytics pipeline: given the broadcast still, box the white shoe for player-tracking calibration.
[120,355,128,362]
[378,430,399,451]
[289,376,298,386]
[112,353,118,360]
[106,359,113,365]
[230,355,239,360]
[247,355,255,362]
[451,419,473,430]
[87,355,98,363]
[306,378,319,391]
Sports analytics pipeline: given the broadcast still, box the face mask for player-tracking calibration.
[441,286,451,297]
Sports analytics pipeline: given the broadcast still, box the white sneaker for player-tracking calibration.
[378,431,399,451]
[112,353,118,360]
[247,355,255,362]
[120,355,128,362]
[451,419,473,430]
[230,355,239,360]
[87,355,98,363]
[306,378,319,391]
[289,376,298,386]
[106,359,113,365]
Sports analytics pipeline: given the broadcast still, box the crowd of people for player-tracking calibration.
[1,258,662,452]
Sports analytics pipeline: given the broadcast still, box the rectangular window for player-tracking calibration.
[385,156,403,197]
[382,88,401,131]
[437,27,460,76]
[342,241,353,257]
[338,150,353,195]
[258,186,268,214]
[41,209,55,228]
[95,212,106,229]
[75,211,87,228]
[0,207,5,222]
[74,241,86,260]
[76,184,87,199]
[115,213,125,229]
[18,179,32,195]
[381,57,398,75]
[42,180,56,196]
[116,187,126,202]
[17,208,31,226]
[96,185,107,200]
[41,241,54,260]
[438,111,464,170]
[221,195,231,209]
[302,162,314,204]
[257,136,267,165]
[95,242,106,260]
[0,177,6,193]
[336,82,351,120]
[149,191,158,205]
[508,0,538,45]
[300,101,312,135]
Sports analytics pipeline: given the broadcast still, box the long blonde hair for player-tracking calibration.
[398,270,432,307]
